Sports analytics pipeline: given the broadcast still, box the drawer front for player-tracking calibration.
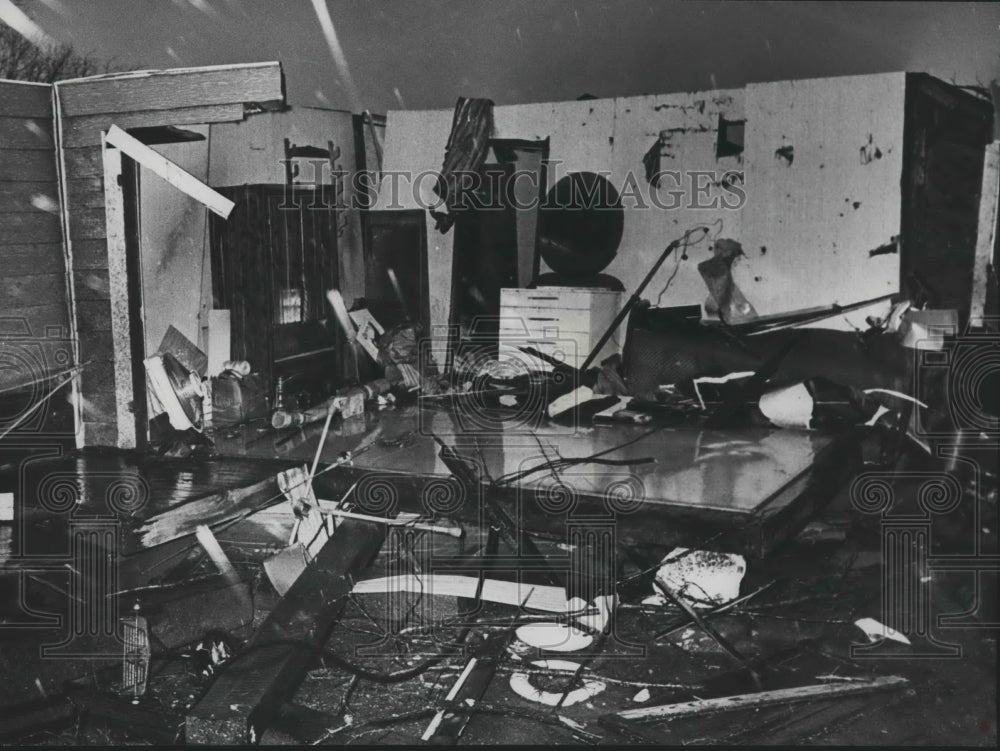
[501,287,616,311]
[498,307,593,335]
[499,330,592,368]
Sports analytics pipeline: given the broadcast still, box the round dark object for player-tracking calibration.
[536,172,624,276]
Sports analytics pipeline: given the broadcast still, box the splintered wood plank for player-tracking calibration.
[104,126,234,217]
[186,519,385,745]
[61,103,244,148]
[57,62,284,117]
[604,676,909,724]
[133,476,280,552]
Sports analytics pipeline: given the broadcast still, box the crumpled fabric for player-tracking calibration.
[432,97,494,233]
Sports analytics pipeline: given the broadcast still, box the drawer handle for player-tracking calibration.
[527,317,558,321]
[527,296,559,301]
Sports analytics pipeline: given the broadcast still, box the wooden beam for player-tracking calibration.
[186,519,385,745]
[56,62,284,117]
[101,143,133,449]
[104,126,234,218]
[970,141,999,324]
[61,103,244,148]
[602,675,908,725]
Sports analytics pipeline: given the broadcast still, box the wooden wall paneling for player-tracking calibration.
[63,146,105,178]
[0,243,67,275]
[71,238,110,270]
[63,146,104,181]
[0,148,58,182]
[0,116,54,149]
[77,329,114,363]
[60,103,245,148]
[0,82,52,118]
[0,181,61,213]
[0,304,71,335]
[68,207,107,242]
[79,362,116,421]
[66,177,106,209]
[0,212,62,245]
[57,63,284,117]
[76,300,113,334]
[72,269,111,301]
[0,274,68,308]
[82,421,117,446]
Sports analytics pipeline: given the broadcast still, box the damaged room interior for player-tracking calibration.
[0,0,998,746]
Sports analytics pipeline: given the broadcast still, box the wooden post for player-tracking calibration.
[186,519,385,745]
[970,141,999,325]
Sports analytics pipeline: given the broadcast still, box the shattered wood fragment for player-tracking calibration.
[134,476,278,551]
[601,675,908,724]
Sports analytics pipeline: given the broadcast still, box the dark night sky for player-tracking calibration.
[22,1,1000,113]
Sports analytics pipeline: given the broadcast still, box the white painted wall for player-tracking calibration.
[138,126,210,356]
[376,72,909,353]
[738,73,906,315]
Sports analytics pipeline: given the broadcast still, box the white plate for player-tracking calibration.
[515,622,593,652]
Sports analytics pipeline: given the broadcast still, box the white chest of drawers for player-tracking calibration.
[498,287,622,370]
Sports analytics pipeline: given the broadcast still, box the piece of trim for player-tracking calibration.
[101,140,136,449]
[51,82,85,448]
[103,125,234,218]
[971,141,999,325]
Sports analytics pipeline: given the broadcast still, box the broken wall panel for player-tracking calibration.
[0,81,72,397]
[739,73,907,315]
[51,62,285,447]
